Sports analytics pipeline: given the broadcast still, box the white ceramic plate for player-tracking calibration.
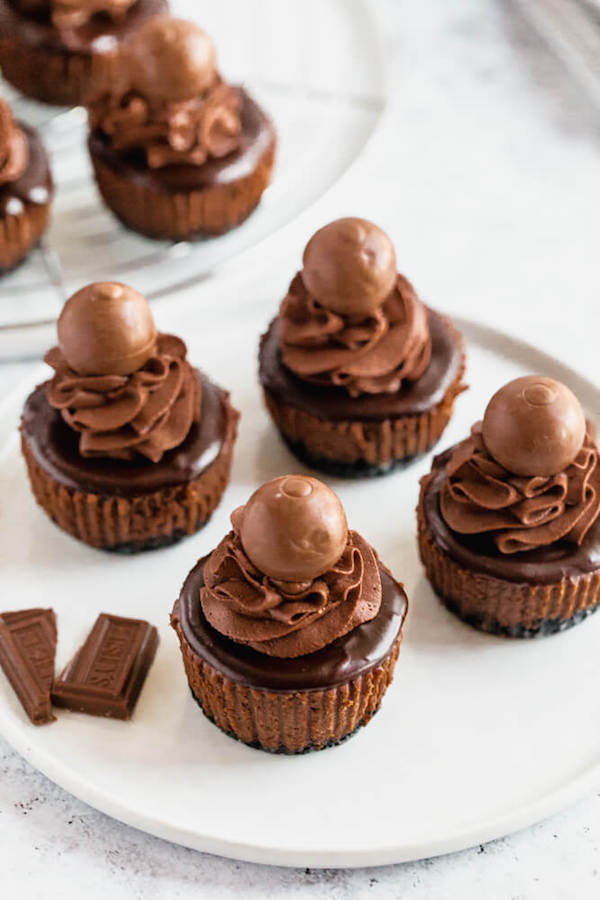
[1,308,599,868]
[0,0,385,353]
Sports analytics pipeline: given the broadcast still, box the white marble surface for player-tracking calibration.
[1,0,600,895]
[0,741,599,898]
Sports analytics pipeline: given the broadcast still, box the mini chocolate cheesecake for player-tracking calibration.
[418,376,600,636]
[0,98,53,273]
[86,17,276,240]
[21,282,239,551]
[0,0,168,107]
[259,218,466,477]
[172,475,408,753]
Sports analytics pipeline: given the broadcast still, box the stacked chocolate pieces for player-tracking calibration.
[0,611,158,725]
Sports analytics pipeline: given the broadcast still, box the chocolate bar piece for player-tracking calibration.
[0,608,57,725]
[52,614,158,720]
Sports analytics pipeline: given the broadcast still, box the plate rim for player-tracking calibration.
[1,314,600,868]
[1,710,600,868]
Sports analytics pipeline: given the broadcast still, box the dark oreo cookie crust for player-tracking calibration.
[441,596,599,639]
[190,689,380,755]
[279,435,424,479]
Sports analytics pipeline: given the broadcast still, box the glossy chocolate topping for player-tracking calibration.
[1,0,168,55]
[21,371,231,496]
[175,556,407,691]
[56,282,156,376]
[482,376,586,477]
[0,98,28,185]
[87,17,242,168]
[238,475,347,581]
[0,123,52,217]
[88,88,274,192]
[301,218,397,317]
[279,271,432,397]
[261,306,463,421]
[422,447,600,583]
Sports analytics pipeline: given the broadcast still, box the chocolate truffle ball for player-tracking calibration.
[482,376,586,477]
[301,217,397,318]
[57,282,157,377]
[123,17,217,102]
[239,475,348,582]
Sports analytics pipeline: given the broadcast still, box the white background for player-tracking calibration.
[1,0,600,896]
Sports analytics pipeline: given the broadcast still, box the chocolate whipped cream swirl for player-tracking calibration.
[0,100,28,186]
[441,422,600,554]
[51,0,135,28]
[89,80,242,169]
[201,522,382,658]
[44,334,201,462]
[279,273,432,397]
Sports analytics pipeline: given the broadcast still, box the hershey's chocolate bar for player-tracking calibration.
[0,608,57,725]
[52,614,158,720]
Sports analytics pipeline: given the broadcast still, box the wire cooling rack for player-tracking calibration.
[0,0,386,357]
[513,0,600,102]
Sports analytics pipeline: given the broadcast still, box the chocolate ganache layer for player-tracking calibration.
[260,306,463,422]
[21,370,233,497]
[88,89,274,193]
[0,0,167,54]
[174,556,407,692]
[0,124,52,217]
[422,446,600,585]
